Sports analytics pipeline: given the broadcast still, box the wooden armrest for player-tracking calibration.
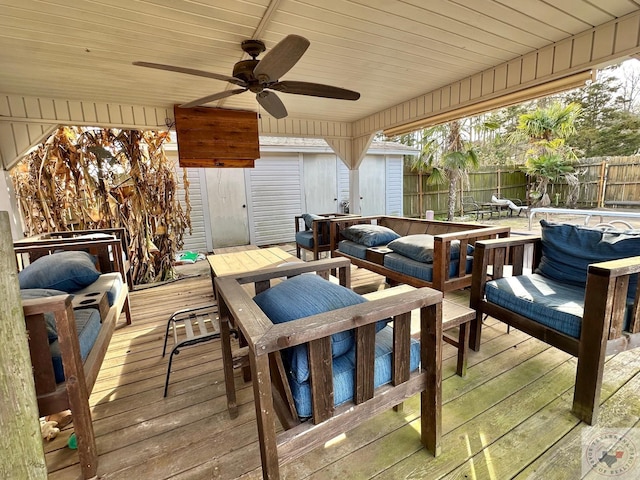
[259,287,442,352]
[473,234,539,250]
[21,294,72,316]
[225,258,351,285]
[589,255,640,277]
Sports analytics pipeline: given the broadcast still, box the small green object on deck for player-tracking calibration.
[67,433,77,449]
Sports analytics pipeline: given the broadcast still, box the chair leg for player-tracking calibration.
[456,322,470,377]
[124,296,132,325]
[469,312,483,351]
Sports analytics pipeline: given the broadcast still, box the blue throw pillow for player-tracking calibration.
[341,224,400,247]
[254,274,389,383]
[302,213,324,229]
[388,234,462,263]
[537,220,640,288]
[20,288,68,343]
[18,251,101,293]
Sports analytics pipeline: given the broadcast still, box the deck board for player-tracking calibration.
[44,252,640,480]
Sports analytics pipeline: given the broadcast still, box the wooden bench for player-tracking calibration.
[15,235,131,479]
[215,258,443,479]
[330,215,510,292]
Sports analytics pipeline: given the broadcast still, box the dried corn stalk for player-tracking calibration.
[11,127,191,285]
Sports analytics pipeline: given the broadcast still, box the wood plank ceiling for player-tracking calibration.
[1,0,638,124]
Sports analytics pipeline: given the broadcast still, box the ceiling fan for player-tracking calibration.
[133,35,360,119]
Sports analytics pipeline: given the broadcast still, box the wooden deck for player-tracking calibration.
[45,250,640,479]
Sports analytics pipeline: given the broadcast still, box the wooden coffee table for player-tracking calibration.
[208,246,301,393]
[208,246,299,286]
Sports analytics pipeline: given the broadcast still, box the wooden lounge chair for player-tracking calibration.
[470,221,640,424]
[215,258,443,479]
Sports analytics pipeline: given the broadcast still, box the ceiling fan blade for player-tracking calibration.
[180,88,247,108]
[256,91,288,119]
[270,81,360,100]
[253,35,310,82]
[132,61,246,86]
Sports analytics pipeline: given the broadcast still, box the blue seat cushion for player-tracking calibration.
[338,240,369,259]
[74,272,123,306]
[295,230,316,248]
[486,273,585,338]
[253,274,390,383]
[288,325,421,418]
[537,220,640,291]
[384,252,473,282]
[20,288,68,343]
[50,308,102,383]
[341,224,400,247]
[387,234,474,263]
[19,250,101,293]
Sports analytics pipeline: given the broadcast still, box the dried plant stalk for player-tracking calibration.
[11,127,191,285]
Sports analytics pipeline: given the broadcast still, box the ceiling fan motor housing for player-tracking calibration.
[241,39,266,58]
[233,59,261,87]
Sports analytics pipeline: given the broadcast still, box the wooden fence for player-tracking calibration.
[403,156,640,218]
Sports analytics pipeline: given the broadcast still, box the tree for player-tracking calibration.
[11,127,191,285]
[564,71,640,157]
[408,120,479,220]
[509,102,581,206]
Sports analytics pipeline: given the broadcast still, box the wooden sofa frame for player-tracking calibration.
[294,213,354,260]
[330,215,510,292]
[15,235,132,479]
[469,235,640,424]
[215,257,443,479]
[16,227,133,289]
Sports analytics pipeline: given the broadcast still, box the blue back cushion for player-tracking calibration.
[387,234,474,263]
[254,274,388,383]
[19,251,101,292]
[302,213,324,229]
[537,220,640,289]
[341,224,400,247]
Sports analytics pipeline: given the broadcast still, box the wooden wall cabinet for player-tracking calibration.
[173,106,259,168]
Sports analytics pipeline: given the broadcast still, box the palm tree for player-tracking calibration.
[409,120,479,220]
[509,102,581,206]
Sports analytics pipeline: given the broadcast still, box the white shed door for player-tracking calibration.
[247,154,302,245]
[206,168,250,248]
[359,155,386,216]
[302,153,338,213]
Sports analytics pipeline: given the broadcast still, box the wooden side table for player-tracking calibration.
[72,291,109,321]
[365,246,393,265]
[364,285,475,376]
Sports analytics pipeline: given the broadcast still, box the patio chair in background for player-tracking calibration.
[492,195,528,216]
[295,213,353,260]
[461,196,491,220]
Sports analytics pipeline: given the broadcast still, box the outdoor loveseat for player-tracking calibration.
[470,220,640,424]
[215,257,443,479]
[14,231,132,479]
[330,215,510,292]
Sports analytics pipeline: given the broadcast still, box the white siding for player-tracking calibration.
[385,156,403,216]
[247,154,302,245]
[337,160,350,213]
[175,167,209,253]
